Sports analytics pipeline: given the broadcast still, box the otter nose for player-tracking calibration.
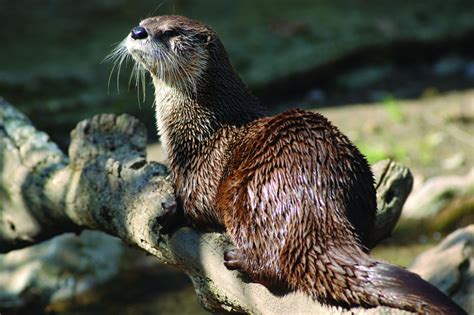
[131,26,148,40]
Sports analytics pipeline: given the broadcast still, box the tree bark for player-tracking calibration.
[0,98,414,314]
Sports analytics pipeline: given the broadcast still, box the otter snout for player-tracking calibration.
[131,26,148,40]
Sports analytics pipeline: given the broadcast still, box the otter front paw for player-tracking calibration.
[224,248,246,271]
[157,198,186,235]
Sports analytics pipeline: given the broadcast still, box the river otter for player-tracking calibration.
[110,15,466,314]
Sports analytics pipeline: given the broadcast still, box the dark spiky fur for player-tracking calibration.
[118,15,466,315]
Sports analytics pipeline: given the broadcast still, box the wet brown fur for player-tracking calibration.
[120,15,466,315]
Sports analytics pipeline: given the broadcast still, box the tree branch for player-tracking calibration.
[0,98,414,314]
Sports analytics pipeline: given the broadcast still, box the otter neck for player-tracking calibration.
[152,69,264,173]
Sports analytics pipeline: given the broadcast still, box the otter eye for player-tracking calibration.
[196,33,212,44]
[161,29,180,39]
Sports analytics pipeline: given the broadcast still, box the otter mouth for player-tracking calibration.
[127,45,153,67]
[125,35,156,66]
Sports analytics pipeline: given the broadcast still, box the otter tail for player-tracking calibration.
[292,246,466,314]
[300,251,467,315]
[365,262,466,315]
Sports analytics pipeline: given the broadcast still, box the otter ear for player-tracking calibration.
[196,33,213,45]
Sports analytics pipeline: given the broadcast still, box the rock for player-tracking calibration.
[0,231,123,310]
[442,153,466,170]
[403,168,474,219]
[147,142,167,163]
[409,225,474,313]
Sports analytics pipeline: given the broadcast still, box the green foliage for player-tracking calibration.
[417,132,444,165]
[372,243,433,267]
[357,141,408,164]
[357,143,388,164]
[382,95,405,122]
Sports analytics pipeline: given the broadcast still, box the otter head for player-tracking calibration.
[119,15,220,92]
[107,15,264,141]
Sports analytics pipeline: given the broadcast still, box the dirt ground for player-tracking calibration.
[320,89,474,178]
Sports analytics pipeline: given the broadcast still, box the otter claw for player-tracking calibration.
[157,199,177,223]
[157,198,186,235]
[224,248,245,271]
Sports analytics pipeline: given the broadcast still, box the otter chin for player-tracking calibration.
[109,15,466,315]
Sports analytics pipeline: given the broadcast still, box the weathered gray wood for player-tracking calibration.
[0,98,414,314]
[369,159,414,248]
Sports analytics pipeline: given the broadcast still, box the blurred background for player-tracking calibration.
[0,0,473,314]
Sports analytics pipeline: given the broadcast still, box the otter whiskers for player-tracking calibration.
[104,41,128,94]
[105,40,148,104]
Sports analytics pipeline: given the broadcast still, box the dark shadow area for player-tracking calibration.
[258,31,474,108]
[48,260,200,315]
